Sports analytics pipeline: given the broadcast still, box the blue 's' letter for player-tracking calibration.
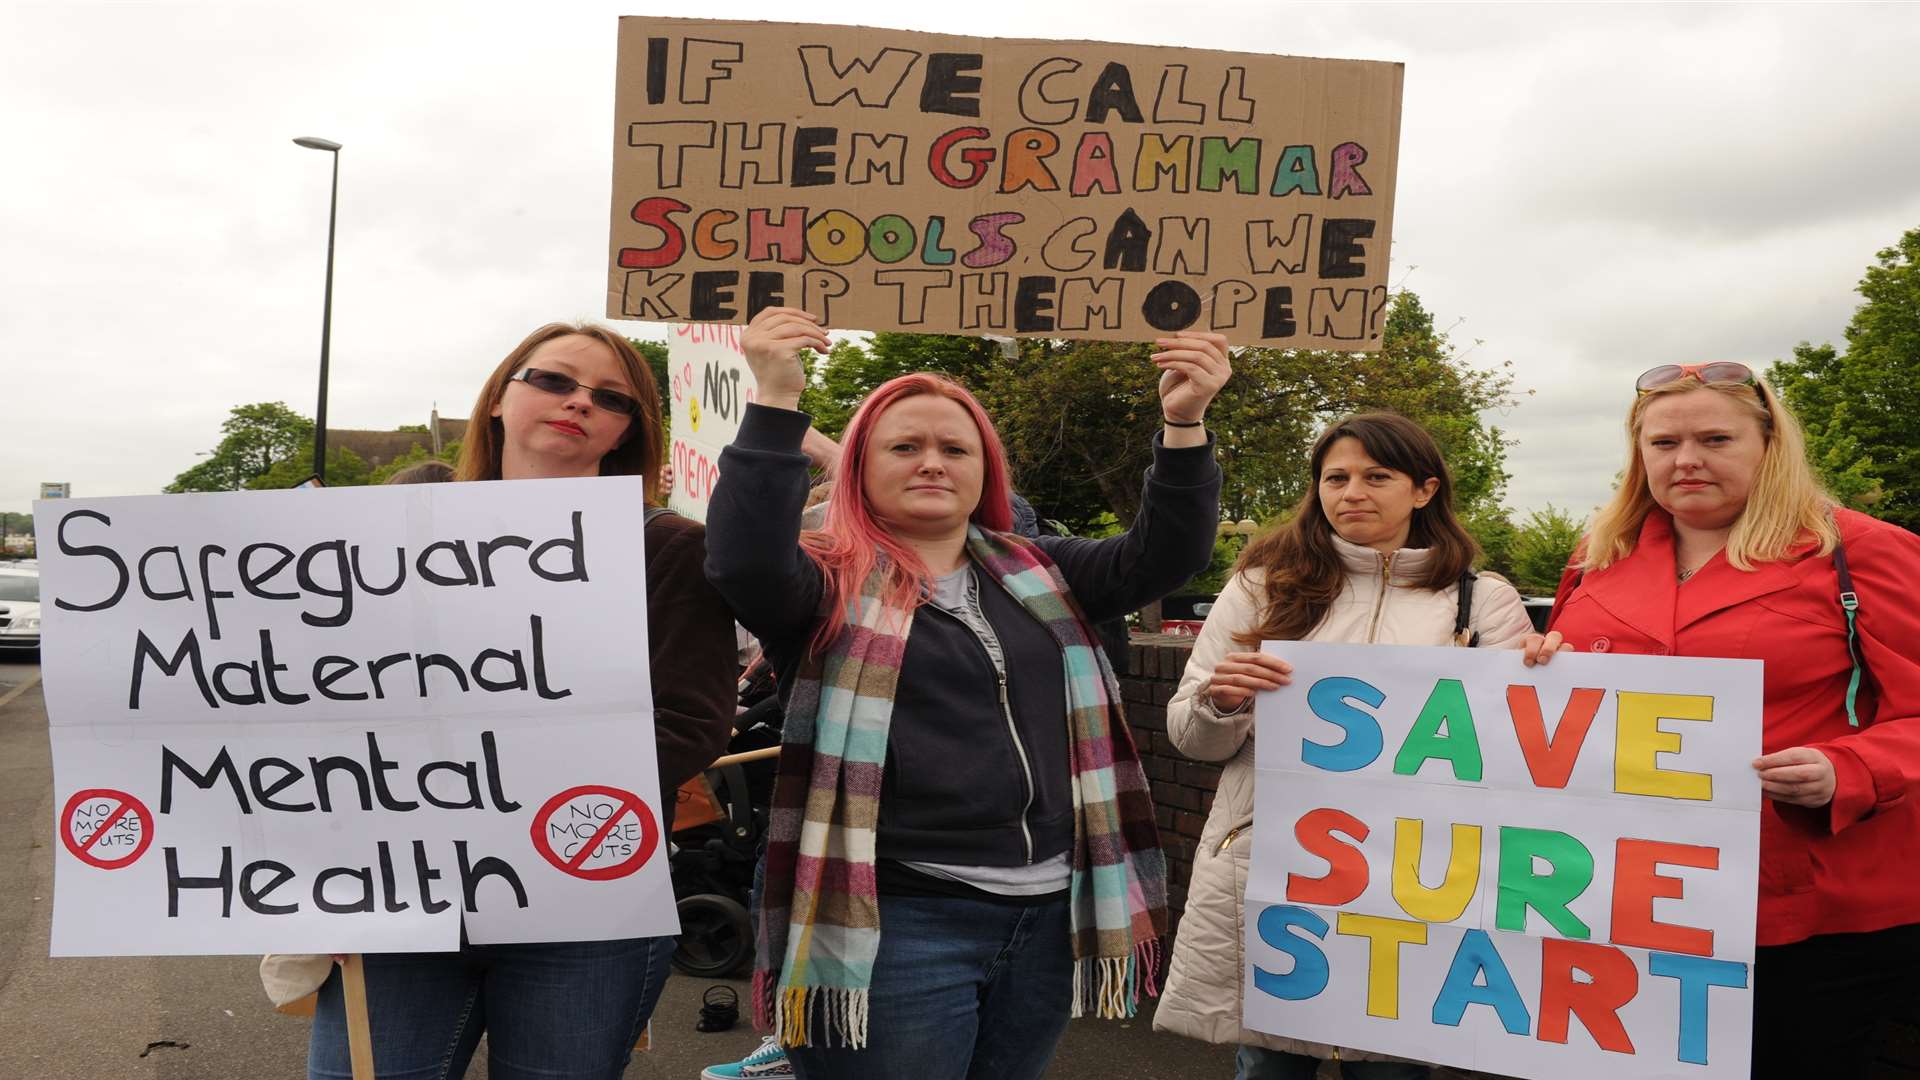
[1253,904,1330,1000]
[1303,676,1385,771]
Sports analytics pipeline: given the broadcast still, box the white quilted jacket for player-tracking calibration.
[1151,535,1534,1060]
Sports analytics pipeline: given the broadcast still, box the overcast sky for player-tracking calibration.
[4,1,1917,519]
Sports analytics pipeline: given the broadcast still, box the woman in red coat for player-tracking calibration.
[1530,362,1920,1079]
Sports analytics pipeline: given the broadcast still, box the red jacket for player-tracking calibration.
[1550,508,1920,947]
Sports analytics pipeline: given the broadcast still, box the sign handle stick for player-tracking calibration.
[709,745,781,769]
[341,954,377,1080]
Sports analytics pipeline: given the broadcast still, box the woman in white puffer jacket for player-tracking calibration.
[1152,413,1535,1080]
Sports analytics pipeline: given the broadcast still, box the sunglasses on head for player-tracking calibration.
[510,367,641,417]
[1635,362,1765,401]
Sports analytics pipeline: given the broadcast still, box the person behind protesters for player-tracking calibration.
[305,322,738,1080]
[385,458,455,484]
[702,306,1224,1080]
[1523,361,1920,1080]
[1153,413,1532,1080]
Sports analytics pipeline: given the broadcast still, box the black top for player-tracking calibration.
[704,403,1220,869]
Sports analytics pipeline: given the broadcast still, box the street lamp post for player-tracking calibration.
[293,136,342,484]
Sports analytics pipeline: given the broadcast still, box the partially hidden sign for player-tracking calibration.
[666,322,757,522]
[33,479,678,956]
[608,19,1403,349]
[1245,642,1761,1079]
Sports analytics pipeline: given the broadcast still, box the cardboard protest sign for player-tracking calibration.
[608,19,1402,348]
[666,322,759,522]
[33,479,678,956]
[1244,643,1761,1079]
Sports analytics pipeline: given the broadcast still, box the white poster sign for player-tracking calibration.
[33,479,677,956]
[666,323,759,522]
[1244,642,1762,1079]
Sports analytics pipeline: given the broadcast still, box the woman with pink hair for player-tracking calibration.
[703,306,1228,1080]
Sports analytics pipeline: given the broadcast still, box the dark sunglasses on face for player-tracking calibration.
[509,367,641,416]
[1635,361,1764,399]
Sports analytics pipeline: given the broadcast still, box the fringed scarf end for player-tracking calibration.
[1069,944,1163,1021]
[764,983,871,1050]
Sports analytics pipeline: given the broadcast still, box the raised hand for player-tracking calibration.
[741,306,831,410]
[1154,331,1232,426]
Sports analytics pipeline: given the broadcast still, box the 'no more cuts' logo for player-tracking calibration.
[529,785,660,881]
[60,789,155,870]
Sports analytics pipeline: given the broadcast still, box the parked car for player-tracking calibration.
[1522,596,1554,633]
[0,567,41,654]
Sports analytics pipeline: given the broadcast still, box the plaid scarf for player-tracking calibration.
[752,525,1168,1048]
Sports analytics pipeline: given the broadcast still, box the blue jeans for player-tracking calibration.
[786,894,1072,1080]
[1236,1045,1430,1080]
[308,934,676,1080]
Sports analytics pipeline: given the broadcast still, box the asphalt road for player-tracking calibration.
[0,655,1242,1079]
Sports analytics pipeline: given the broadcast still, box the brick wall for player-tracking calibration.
[1121,633,1208,929]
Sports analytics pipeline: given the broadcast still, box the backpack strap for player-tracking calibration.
[1453,568,1480,648]
[1833,528,1867,728]
[644,506,676,526]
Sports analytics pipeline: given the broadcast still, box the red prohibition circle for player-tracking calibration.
[529,784,661,881]
[59,788,155,870]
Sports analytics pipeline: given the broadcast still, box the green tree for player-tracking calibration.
[165,403,314,492]
[981,290,1515,534]
[1769,227,1920,526]
[798,333,999,439]
[629,339,671,422]
[250,446,371,490]
[1507,506,1585,595]
[1334,292,1517,520]
[1464,506,1518,580]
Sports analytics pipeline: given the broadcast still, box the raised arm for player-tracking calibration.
[1038,332,1229,620]
[701,307,834,643]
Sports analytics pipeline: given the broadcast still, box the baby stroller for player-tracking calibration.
[667,657,783,978]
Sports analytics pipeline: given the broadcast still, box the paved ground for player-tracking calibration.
[0,655,1245,1079]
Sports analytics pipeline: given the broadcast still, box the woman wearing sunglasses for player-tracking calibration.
[704,306,1223,1079]
[1526,361,1920,1079]
[305,323,739,1080]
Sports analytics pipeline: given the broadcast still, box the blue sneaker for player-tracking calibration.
[700,1035,793,1079]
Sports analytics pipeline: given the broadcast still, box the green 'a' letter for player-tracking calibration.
[1392,678,1484,782]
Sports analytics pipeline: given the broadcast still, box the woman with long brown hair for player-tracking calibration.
[305,322,738,1080]
[1153,412,1533,1080]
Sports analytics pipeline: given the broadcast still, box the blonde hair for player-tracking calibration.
[1584,376,1835,571]
[455,323,663,494]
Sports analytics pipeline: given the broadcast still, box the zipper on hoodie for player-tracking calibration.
[925,599,1038,864]
[1365,551,1395,643]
